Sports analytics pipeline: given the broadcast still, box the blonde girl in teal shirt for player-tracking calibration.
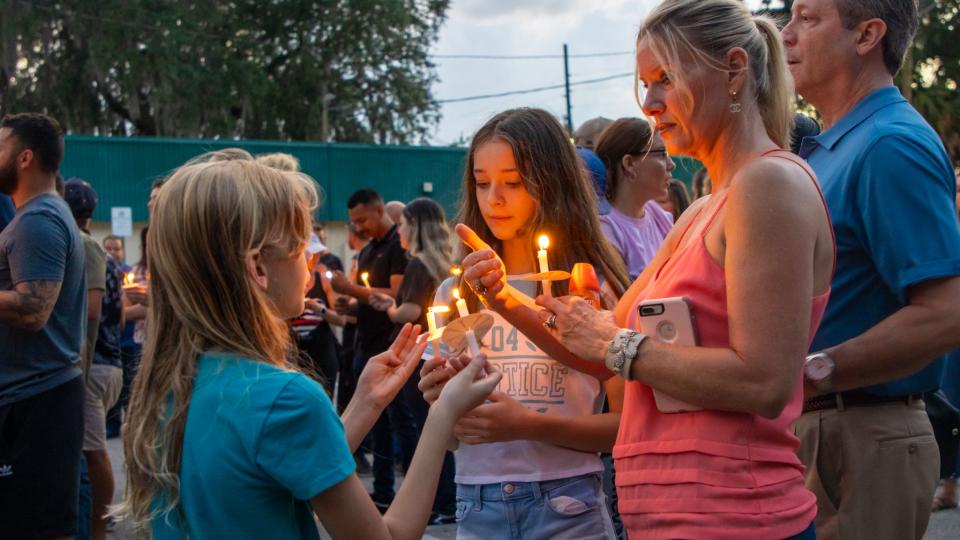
[113,155,500,539]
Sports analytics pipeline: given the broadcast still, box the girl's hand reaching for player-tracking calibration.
[434,354,502,421]
[418,352,477,404]
[355,323,427,411]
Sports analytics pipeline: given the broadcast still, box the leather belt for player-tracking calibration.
[802,389,925,414]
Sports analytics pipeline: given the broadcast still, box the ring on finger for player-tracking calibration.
[544,313,558,330]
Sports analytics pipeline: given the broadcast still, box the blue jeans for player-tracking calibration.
[455,473,611,540]
[600,453,624,539]
[106,344,142,437]
[785,521,816,540]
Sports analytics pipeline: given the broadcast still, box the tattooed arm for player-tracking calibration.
[0,280,63,331]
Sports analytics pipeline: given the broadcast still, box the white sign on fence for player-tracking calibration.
[111,207,133,237]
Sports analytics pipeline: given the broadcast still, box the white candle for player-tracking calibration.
[453,288,469,318]
[464,329,481,357]
[452,289,481,356]
[537,234,551,297]
[426,309,438,335]
[427,309,441,360]
[427,306,450,360]
[361,272,371,289]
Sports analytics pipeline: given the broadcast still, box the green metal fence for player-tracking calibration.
[62,135,701,223]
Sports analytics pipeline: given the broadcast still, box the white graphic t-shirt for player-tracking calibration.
[433,278,604,484]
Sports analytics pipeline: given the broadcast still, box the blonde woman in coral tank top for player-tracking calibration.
[458,1,836,538]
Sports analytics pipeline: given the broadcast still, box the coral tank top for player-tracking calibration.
[614,150,833,539]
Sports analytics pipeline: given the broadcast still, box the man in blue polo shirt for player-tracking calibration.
[783,1,960,539]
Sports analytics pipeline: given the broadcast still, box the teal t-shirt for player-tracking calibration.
[152,354,355,539]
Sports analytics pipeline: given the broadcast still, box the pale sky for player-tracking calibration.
[428,0,773,145]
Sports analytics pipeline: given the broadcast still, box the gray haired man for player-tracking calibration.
[783,1,960,538]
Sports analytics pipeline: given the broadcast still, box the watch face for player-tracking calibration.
[806,357,832,381]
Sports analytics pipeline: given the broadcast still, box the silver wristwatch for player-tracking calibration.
[604,329,647,380]
[804,351,835,393]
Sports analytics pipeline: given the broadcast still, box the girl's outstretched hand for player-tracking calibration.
[419,351,484,404]
[356,323,427,411]
[419,354,454,404]
[434,354,502,420]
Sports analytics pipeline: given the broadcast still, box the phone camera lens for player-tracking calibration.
[658,321,677,341]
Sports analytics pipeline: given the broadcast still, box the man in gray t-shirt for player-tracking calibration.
[0,113,87,538]
[0,193,86,401]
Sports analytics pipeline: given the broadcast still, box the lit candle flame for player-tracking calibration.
[450,265,463,277]
[538,234,549,250]
[361,272,371,288]
[452,288,461,300]
[123,272,136,287]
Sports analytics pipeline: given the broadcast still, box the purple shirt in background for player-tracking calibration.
[600,201,674,281]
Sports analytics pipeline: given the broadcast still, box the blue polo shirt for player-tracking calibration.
[802,86,960,397]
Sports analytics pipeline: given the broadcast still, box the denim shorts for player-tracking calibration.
[455,473,613,540]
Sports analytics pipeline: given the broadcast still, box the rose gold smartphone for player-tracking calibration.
[638,297,702,413]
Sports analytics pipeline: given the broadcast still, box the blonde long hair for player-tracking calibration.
[637,0,794,148]
[403,197,454,284]
[114,157,318,534]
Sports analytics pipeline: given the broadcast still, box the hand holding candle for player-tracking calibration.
[122,272,150,305]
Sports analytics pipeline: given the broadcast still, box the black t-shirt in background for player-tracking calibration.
[395,257,439,332]
[356,225,408,355]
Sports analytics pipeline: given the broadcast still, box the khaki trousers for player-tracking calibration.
[794,398,939,540]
